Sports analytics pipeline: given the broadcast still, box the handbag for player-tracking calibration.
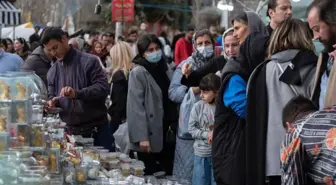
[177,88,200,140]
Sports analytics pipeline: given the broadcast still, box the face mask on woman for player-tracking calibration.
[197,46,214,58]
[145,50,162,63]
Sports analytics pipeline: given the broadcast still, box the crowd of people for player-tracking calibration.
[1,0,336,184]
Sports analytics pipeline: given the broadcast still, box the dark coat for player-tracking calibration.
[47,47,109,134]
[21,46,51,86]
[212,31,270,185]
[108,70,128,126]
[181,55,226,87]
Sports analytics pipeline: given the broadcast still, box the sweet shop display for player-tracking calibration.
[0,72,190,185]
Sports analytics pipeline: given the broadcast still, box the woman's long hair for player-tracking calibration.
[110,41,134,80]
[15,37,30,53]
[267,18,315,58]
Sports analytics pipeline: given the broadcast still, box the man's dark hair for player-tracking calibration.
[102,32,115,38]
[40,27,66,45]
[186,24,195,32]
[282,96,318,129]
[0,39,8,49]
[89,31,100,38]
[128,27,138,36]
[307,0,336,25]
[267,0,278,18]
[199,73,220,92]
[34,25,41,30]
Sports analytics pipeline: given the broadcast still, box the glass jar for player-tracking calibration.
[0,105,10,128]
[0,132,9,151]
[87,162,100,180]
[75,164,88,184]
[5,71,47,101]
[63,167,75,185]
[84,148,100,161]
[30,124,45,147]
[19,173,50,185]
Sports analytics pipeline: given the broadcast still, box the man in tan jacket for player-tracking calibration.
[307,0,336,109]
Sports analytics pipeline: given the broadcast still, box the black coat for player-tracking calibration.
[213,58,249,185]
[21,46,51,87]
[212,31,270,185]
[108,70,128,126]
[181,55,226,87]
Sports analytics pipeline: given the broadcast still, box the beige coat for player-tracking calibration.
[311,53,336,108]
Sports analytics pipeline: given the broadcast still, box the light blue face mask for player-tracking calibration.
[197,46,214,58]
[145,50,162,63]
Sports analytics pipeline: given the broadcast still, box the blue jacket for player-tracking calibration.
[0,50,23,73]
[223,74,247,118]
[47,47,109,133]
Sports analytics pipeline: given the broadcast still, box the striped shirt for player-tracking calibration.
[281,106,336,185]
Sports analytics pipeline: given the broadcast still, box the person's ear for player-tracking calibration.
[268,9,275,19]
[286,122,294,131]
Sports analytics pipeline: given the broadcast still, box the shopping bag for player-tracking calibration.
[177,88,200,140]
[113,122,130,154]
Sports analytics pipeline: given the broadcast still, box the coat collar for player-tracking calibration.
[134,65,163,100]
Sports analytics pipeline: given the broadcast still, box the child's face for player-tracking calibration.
[95,44,103,54]
[200,90,216,104]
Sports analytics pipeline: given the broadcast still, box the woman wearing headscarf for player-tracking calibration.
[168,29,215,182]
[180,27,240,87]
[213,11,270,185]
[246,19,317,185]
[127,34,177,175]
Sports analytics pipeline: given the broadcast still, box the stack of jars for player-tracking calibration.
[0,150,51,185]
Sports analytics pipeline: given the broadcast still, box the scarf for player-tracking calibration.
[191,34,215,68]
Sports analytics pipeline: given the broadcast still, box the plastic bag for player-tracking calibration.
[113,122,130,154]
[177,88,200,140]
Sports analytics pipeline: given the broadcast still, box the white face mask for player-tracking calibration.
[197,46,214,58]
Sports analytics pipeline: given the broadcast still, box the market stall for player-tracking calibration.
[0,71,187,185]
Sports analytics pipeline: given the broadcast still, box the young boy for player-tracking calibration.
[188,73,220,185]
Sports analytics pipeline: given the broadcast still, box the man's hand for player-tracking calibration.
[45,97,59,111]
[181,63,193,77]
[60,86,76,99]
[208,131,213,144]
[140,140,151,153]
[329,44,336,59]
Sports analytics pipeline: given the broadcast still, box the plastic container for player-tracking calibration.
[106,152,118,160]
[120,163,131,177]
[97,149,109,154]
[108,159,120,170]
[132,164,145,177]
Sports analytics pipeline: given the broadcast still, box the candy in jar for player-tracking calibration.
[0,81,10,100]
[49,152,57,172]
[16,106,25,123]
[0,115,6,131]
[15,82,26,100]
